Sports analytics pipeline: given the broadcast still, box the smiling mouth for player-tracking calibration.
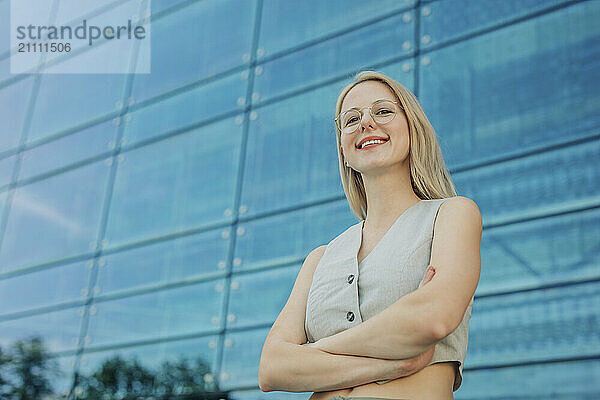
[357,139,389,150]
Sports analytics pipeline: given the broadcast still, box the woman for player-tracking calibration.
[258,70,482,400]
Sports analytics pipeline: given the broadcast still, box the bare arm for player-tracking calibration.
[312,268,441,360]
[258,245,434,392]
[313,197,483,360]
[261,338,434,392]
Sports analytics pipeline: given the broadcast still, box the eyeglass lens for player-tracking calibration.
[338,100,397,134]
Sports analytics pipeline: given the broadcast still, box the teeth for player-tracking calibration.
[360,139,386,149]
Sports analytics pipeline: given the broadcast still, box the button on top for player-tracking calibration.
[347,274,354,284]
[346,311,355,322]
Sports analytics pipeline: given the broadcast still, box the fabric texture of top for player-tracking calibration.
[304,198,474,391]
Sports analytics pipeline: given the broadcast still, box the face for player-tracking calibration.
[339,80,410,173]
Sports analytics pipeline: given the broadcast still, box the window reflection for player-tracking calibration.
[97,229,229,295]
[106,117,242,247]
[0,160,110,273]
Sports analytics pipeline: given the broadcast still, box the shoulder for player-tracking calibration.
[433,196,483,244]
[306,245,327,261]
[302,245,328,272]
[294,245,328,293]
[437,196,482,230]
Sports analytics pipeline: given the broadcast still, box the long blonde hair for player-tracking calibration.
[335,70,457,220]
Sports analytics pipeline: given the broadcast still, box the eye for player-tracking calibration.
[345,116,359,125]
[376,109,393,115]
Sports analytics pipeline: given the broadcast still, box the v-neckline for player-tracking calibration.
[357,199,425,266]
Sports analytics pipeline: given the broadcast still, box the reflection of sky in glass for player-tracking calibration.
[87,280,225,347]
[0,307,82,352]
[0,259,90,315]
[96,228,229,294]
[0,160,109,272]
[0,77,33,152]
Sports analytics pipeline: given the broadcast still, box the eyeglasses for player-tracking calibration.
[335,99,403,134]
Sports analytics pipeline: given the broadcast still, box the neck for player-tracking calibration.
[361,161,420,229]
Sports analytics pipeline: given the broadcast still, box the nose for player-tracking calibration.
[360,110,376,131]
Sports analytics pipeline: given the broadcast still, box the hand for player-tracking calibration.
[379,346,436,382]
[401,345,436,376]
[418,265,435,288]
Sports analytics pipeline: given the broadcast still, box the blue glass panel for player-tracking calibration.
[421,0,573,49]
[479,208,600,293]
[377,59,416,90]
[0,160,110,273]
[453,139,599,219]
[123,72,246,146]
[459,359,600,399]
[234,200,355,271]
[26,73,126,143]
[130,0,256,102]
[227,264,300,329]
[19,120,118,181]
[0,153,15,187]
[0,77,33,153]
[254,11,415,102]
[0,0,9,55]
[419,0,600,166]
[0,260,90,315]
[230,389,311,400]
[469,281,600,367]
[240,84,343,217]
[0,56,10,86]
[105,117,242,248]
[0,190,6,218]
[151,0,191,16]
[0,307,82,352]
[86,280,226,347]
[96,228,229,295]
[220,327,269,390]
[42,0,140,68]
[78,336,219,392]
[52,0,129,26]
[258,0,414,59]
[0,57,33,88]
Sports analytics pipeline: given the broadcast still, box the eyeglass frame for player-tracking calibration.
[334,99,404,134]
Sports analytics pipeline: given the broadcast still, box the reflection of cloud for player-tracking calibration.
[13,191,82,234]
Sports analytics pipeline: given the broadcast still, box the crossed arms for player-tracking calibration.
[258,196,482,392]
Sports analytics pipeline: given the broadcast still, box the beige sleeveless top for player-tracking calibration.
[304,198,473,391]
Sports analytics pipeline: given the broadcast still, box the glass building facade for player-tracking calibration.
[0,0,599,398]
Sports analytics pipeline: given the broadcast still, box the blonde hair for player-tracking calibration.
[335,70,457,220]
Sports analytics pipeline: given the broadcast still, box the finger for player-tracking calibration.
[418,268,434,288]
[418,266,435,288]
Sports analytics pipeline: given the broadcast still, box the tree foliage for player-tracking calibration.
[0,338,227,400]
[0,336,59,400]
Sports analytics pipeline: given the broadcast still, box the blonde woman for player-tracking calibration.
[258,71,482,400]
